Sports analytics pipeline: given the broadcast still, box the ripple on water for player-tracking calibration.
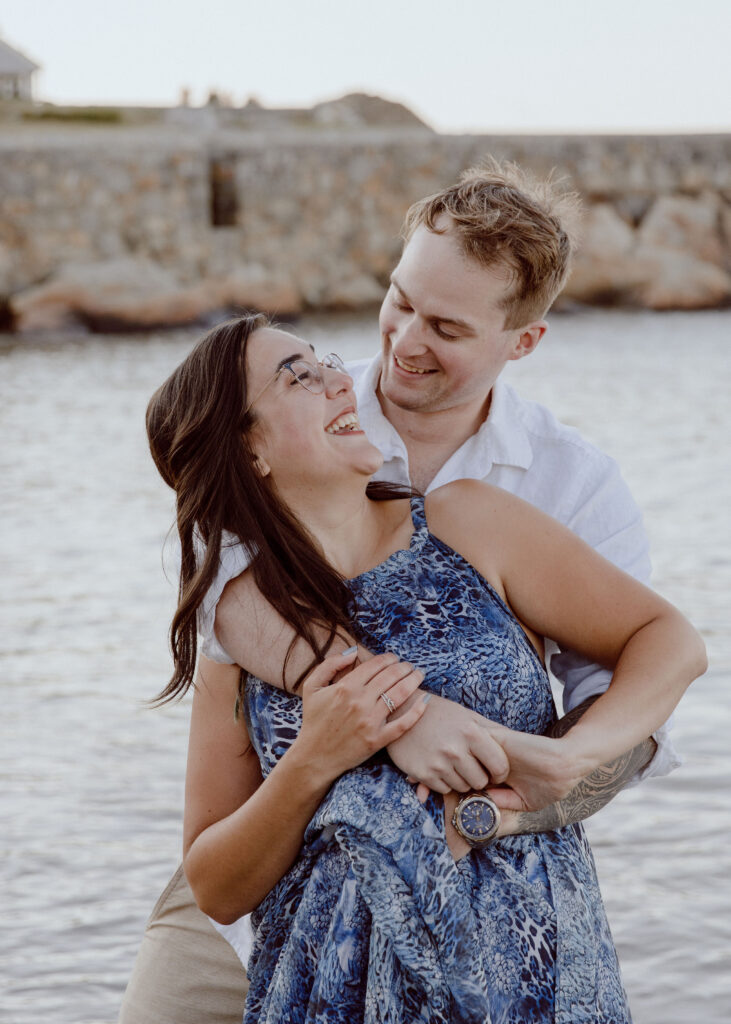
[2,309,730,1024]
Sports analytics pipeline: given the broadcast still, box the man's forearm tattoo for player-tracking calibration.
[514,696,657,834]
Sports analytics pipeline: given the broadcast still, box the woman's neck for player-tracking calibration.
[279,478,408,580]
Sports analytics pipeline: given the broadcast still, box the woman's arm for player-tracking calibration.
[215,569,513,792]
[216,561,654,807]
[425,480,707,807]
[183,652,427,925]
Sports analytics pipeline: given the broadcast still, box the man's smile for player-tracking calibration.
[393,354,437,376]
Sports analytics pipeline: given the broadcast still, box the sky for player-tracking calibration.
[3,0,730,133]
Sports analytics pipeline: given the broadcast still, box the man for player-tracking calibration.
[119,159,678,1023]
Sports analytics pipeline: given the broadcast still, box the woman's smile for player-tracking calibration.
[324,410,364,435]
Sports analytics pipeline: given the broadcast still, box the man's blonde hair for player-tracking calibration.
[401,157,581,329]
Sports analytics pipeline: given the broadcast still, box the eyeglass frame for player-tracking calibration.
[243,352,348,415]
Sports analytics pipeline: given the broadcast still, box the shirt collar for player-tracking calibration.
[353,356,535,479]
[477,378,534,471]
[353,354,407,463]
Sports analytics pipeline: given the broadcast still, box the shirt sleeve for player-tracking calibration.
[196,531,255,664]
[550,454,681,783]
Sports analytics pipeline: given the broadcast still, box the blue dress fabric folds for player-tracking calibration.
[242,497,632,1023]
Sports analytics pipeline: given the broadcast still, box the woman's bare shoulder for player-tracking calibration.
[424,479,517,532]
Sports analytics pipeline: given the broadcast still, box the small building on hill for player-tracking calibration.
[0,38,39,100]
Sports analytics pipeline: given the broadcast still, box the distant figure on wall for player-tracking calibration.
[119,160,694,1023]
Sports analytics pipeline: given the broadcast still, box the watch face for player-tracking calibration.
[459,796,499,842]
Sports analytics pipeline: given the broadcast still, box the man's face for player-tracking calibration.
[378,221,540,417]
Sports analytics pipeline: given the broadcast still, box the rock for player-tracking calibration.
[217,264,303,315]
[311,92,433,131]
[720,202,731,257]
[318,272,385,310]
[563,204,641,303]
[563,199,731,310]
[637,194,725,267]
[632,246,731,310]
[10,257,220,332]
[0,242,13,296]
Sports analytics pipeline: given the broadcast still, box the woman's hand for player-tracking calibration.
[293,649,428,788]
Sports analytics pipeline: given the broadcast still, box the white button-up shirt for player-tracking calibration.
[199,353,679,782]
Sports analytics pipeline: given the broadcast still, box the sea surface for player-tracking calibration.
[1,308,729,1024]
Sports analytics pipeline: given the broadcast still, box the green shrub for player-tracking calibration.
[22,107,123,124]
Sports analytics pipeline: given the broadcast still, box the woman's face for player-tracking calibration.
[245,327,383,490]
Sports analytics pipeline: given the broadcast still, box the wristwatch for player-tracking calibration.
[451,793,501,848]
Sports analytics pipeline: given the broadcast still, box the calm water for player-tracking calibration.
[1,309,729,1024]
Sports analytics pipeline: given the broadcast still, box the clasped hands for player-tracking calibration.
[386,690,586,833]
[299,650,586,839]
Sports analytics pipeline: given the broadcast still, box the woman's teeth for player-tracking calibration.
[325,412,361,434]
[394,355,433,374]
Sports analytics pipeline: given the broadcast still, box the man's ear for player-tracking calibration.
[507,320,547,362]
[253,454,271,478]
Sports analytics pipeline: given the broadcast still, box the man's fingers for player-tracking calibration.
[484,787,528,812]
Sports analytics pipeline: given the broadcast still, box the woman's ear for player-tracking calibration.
[253,454,271,478]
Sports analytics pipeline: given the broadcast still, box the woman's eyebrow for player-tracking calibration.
[274,347,314,372]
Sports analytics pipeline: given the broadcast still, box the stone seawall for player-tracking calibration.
[1,127,730,330]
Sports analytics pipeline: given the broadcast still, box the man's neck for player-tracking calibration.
[378,386,493,494]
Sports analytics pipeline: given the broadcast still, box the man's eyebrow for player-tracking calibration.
[390,275,474,332]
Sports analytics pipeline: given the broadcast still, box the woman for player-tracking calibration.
[147,314,705,1023]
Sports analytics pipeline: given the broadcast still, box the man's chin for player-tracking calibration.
[380,377,438,412]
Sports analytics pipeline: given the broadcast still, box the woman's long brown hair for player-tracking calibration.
[146,313,408,703]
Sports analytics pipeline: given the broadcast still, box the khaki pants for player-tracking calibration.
[118,865,248,1024]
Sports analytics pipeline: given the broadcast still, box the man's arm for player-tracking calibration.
[546,454,680,783]
[494,696,656,837]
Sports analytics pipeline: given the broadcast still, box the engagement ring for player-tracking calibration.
[380,692,396,714]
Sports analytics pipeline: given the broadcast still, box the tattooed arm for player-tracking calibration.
[442,696,657,858]
[497,696,657,837]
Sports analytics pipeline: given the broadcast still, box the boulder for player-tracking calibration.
[632,246,731,310]
[10,258,220,332]
[217,264,303,315]
[637,194,725,267]
[563,199,731,310]
[563,204,641,303]
[318,272,385,311]
[0,242,13,297]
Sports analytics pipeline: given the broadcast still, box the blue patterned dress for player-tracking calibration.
[242,497,631,1024]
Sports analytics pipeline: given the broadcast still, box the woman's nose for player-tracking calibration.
[324,366,353,395]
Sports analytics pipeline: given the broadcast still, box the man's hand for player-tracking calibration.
[386,693,510,794]
[479,726,582,812]
[485,697,657,831]
[411,694,658,848]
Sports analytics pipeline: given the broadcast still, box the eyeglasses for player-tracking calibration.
[244,353,348,415]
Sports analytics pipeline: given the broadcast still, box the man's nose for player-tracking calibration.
[391,315,427,356]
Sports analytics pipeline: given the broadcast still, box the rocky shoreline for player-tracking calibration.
[1,120,729,332]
